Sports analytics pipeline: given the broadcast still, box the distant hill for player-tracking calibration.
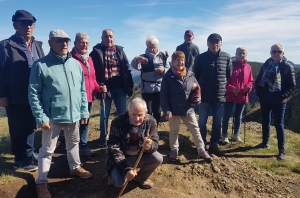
[288,61,300,68]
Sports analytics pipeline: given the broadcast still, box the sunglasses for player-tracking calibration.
[16,20,34,27]
[271,50,283,54]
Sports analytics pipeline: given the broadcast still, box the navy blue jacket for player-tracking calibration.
[0,35,44,105]
[160,69,198,116]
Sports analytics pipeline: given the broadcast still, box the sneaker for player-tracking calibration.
[254,143,270,149]
[79,147,96,157]
[13,158,38,172]
[169,149,178,161]
[198,150,213,163]
[277,151,285,160]
[222,136,229,144]
[70,166,92,178]
[208,144,225,157]
[36,183,51,198]
[134,178,153,189]
[233,134,243,142]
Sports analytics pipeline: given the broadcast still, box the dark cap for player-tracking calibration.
[207,33,222,41]
[12,10,36,22]
[184,30,194,36]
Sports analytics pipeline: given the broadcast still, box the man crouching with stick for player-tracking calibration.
[107,97,163,191]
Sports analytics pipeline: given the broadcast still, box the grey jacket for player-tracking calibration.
[131,51,170,93]
[160,69,198,116]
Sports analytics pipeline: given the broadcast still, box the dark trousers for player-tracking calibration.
[260,103,286,151]
[5,104,36,162]
[142,92,161,125]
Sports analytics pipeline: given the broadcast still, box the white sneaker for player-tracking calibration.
[233,134,243,142]
[222,136,229,144]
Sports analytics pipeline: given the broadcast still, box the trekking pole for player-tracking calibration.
[117,125,157,198]
[100,83,107,152]
[230,94,237,148]
[243,92,248,144]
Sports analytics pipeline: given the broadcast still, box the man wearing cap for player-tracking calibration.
[194,33,232,157]
[0,10,45,171]
[176,30,199,71]
[28,29,92,197]
[90,29,134,147]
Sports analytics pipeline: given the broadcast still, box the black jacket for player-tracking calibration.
[176,42,199,71]
[0,36,44,105]
[107,112,159,177]
[160,69,198,116]
[90,44,133,98]
[255,57,296,104]
[194,49,232,103]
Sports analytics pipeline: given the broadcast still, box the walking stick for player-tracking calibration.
[244,92,248,144]
[100,83,108,152]
[117,125,157,198]
[230,94,237,148]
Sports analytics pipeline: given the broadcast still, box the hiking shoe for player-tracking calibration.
[233,134,243,142]
[198,150,213,163]
[98,139,106,147]
[222,136,229,144]
[208,144,225,157]
[169,149,178,161]
[254,143,270,149]
[277,151,285,161]
[134,178,153,189]
[79,147,96,157]
[70,166,92,178]
[36,183,51,198]
[13,158,38,172]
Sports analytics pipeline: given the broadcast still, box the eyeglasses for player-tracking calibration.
[52,38,71,45]
[16,20,34,27]
[77,41,89,46]
[208,39,220,44]
[271,50,283,54]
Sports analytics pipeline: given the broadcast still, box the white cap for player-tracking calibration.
[49,29,70,40]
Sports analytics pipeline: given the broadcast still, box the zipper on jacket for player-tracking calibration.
[63,63,73,122]
[71,71,75,86]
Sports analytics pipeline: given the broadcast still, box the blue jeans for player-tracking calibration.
[222,102,245,137]
[100,88,127,140]
[79,102,92,148]
[260,103,286,151]
[198,102,224,145]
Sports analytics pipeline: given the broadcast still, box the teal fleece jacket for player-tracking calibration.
[28,50,89,126]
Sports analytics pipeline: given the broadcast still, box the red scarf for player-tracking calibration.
[173,67,187,78]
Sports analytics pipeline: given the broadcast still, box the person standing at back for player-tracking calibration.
[90,29,134,147]
[0,10,45,171]
[193,33,232,157]
[176,30,199,71]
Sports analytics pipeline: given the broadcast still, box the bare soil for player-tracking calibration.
[0,119,299,198]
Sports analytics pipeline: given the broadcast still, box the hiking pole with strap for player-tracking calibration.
[117,125,157,198]
[243,91,248,144]
[100,83,108,152]
[230,94,237,148]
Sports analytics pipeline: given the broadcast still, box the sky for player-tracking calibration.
[1,0,300,67]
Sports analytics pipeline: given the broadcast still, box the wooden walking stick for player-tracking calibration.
[117,125,157,198]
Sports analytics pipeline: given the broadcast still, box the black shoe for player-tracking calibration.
[98,139,106,147]
[254,143,270,149]
[208,144,225,157]
[14,158,38,172]
[79,147,96,157]
[277,151,285,160]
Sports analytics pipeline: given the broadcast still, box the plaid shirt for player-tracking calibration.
[107,112,158,177]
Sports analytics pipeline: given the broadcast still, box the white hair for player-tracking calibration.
[127,97,147,112]
[271,43,284,51]
[75,32,89,42]
[146,35,159,46]
[236,46,247,53]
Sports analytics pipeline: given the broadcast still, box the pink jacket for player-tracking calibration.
[226,59,253,104]
[71,49,100,102]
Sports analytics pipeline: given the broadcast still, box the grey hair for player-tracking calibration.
[146,35,159,46]
[127,97,147,112]
[102,29,114,36]
[236,46,247,53]
[75,32,89,42]
[271,43,284,51]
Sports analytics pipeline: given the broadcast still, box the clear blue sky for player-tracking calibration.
[1,0,299,65]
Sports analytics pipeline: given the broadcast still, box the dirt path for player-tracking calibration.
[0,122,299,198]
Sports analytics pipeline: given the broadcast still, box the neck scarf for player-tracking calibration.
[104,45,119,80]
[172,66,187,79]
[259,58,282,92]
[73,47,90,75]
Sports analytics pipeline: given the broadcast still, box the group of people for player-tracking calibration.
[0,9,296,198]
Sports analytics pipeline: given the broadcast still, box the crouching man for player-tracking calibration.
[28,29,92,198]
[107,97,163,189]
